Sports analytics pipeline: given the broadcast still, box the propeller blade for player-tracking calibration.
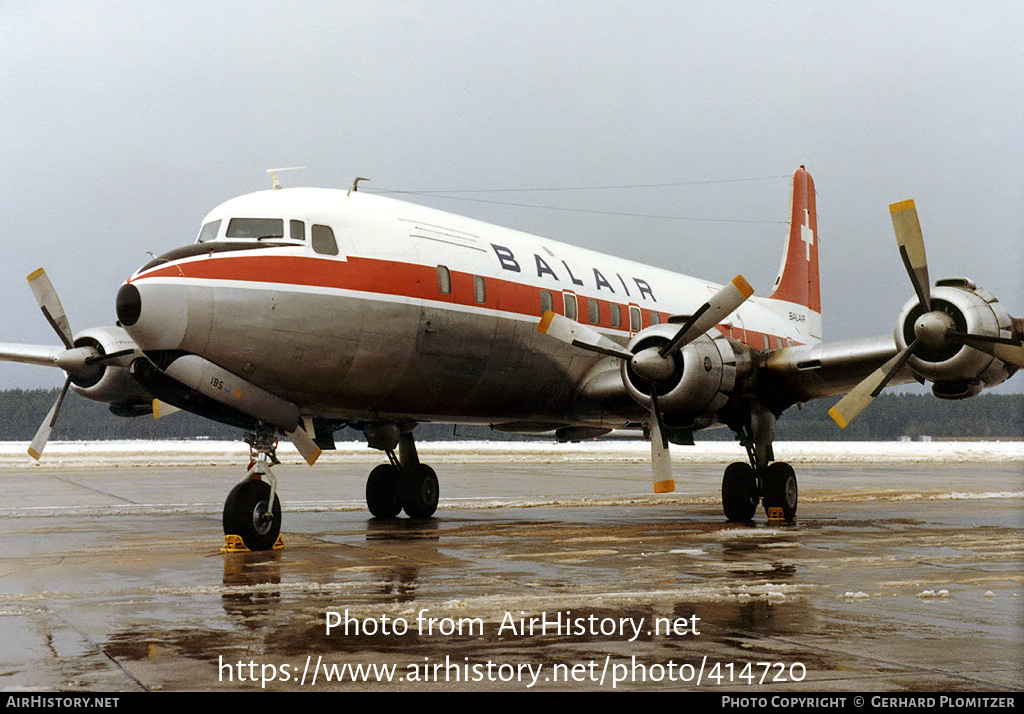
[648,389,674,494]
[829,339,919,428]
[285,424,322,466]
[659,275,754,358]
[26,268,74,349]
[28,377,71,460]
[890,200,931,313]
[949,331,1024,369]
[152,399,182,419]
[85,348,136,366]
[537,310,633,360]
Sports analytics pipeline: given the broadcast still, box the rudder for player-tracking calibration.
[767,166,821,340]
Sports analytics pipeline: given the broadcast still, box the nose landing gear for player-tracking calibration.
[222,429,285,552]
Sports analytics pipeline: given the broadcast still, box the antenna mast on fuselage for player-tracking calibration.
[265,166,307,190]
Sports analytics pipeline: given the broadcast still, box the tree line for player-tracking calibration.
[0,388,1020,443]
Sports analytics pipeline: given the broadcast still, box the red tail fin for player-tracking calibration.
[767,166,821,339]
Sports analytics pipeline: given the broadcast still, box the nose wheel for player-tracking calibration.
[223,477,282,551]
[223,429,285,551]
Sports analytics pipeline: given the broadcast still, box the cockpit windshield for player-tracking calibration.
[226,218,285,240]
[197,219,221,243]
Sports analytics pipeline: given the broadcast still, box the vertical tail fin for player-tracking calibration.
[767,166,822,340]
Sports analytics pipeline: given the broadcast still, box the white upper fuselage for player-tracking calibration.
[123,187,815,426]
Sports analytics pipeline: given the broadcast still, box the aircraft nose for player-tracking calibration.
[116,278,188,351]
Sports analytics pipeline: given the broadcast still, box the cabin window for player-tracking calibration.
[650,311,660,325]
[290,220,305,241]
[312,224,339,255]
[226,218,284,239]
[629,306,641,332]
[763,335,770,350]
[540,290,553,314]
[588,298,600,325]
[564,293,578,321]
[474,275,486,304]
[437,265,452,294]
[610,303,621,329]
[197,220,221,243]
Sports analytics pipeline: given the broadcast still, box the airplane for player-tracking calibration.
[2,166,1020,551]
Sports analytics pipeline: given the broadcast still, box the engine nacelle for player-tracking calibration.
[67,326,148,405]
[620,324,740,424]
[895,278,1017,398]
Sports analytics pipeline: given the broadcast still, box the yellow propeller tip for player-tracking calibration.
[731,274,755,298]
[537,310,555,334]
[653,479,675,493]
[828,407,849,429]
[889,199,916,214]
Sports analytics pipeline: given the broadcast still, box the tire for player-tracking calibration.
[366,464,403,519]
[763,461,798,521]
[401,464,439,519]
[223,479,282,551]
[722,462,758,522]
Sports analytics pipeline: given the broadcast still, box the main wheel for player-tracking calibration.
[223,478,282,551]
[401,464,439,519]
[366,464,403,519]
[722,462,759,522]
[763,461,798,521]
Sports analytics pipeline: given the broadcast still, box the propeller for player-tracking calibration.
[539,275,754,492]
[23,268,120,459]
[829,201,1024,428]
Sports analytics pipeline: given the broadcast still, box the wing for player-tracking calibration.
[759,336,914,408]
[0,343,63,368]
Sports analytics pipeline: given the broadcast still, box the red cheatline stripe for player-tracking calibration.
[132,253,801,348]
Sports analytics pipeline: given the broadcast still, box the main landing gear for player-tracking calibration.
[223,429,285,551]
[720,460,798,523]
[720,404,798,523]
[364,430,439,519]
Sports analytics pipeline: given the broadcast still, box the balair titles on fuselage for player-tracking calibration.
[490,243,657,302]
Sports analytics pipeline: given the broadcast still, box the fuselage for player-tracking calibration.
[119,188,815,428]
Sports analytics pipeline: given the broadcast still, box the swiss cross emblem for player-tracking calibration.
[801,209,814,260]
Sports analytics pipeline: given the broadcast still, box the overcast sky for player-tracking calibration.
[1,1,1021,393]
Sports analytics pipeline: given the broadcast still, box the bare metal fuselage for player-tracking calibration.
[121,188,817,431]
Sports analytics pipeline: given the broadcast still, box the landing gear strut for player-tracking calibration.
[721,403,798,523]
[364,428,439,519]
[223,428,284,551]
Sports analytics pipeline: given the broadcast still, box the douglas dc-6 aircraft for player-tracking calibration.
[2,167,1021,550]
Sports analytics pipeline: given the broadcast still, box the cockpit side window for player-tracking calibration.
[289,220,306,242]
[226,218,284,240]
[197,219,221,243]
[312,224,339,256]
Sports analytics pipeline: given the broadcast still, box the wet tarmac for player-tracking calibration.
[0,442,1021,692]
